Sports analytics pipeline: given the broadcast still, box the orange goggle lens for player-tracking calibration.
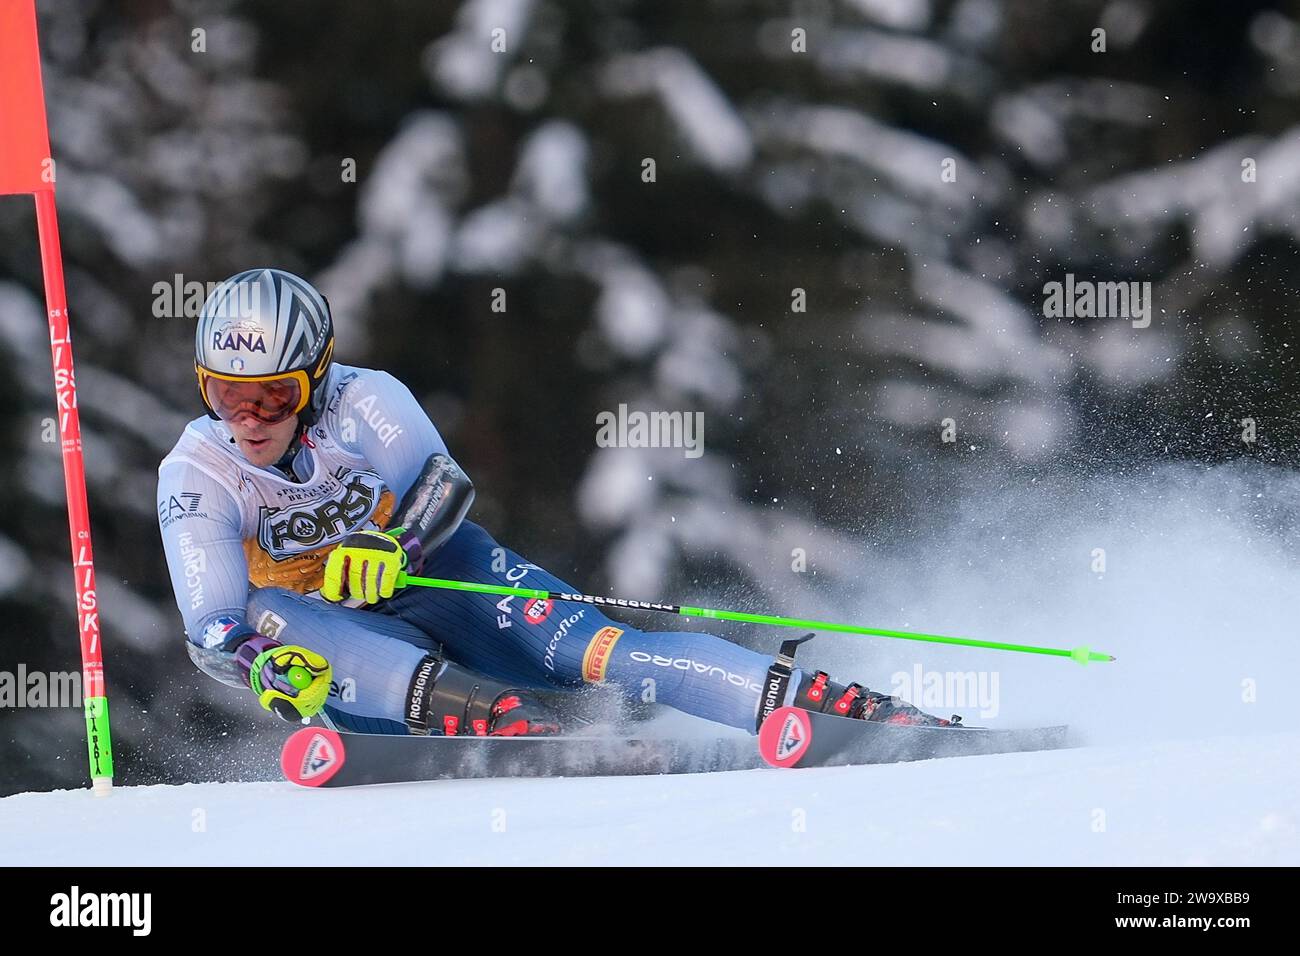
[201,371,307,425]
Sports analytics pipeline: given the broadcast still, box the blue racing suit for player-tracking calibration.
[158,363,795,734]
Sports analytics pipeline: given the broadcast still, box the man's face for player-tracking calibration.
[227,413,299,467]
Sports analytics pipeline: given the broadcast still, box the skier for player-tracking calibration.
[158,268,953,736]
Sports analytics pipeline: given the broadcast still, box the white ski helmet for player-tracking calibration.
[195,268,334,425]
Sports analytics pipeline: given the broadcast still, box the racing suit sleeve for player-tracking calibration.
[157,461,257,688]
[333,370,474,568]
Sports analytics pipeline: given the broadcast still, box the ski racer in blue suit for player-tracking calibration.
[158,269,952,736]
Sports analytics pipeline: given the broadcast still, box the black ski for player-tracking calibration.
[282,709,1070,787]
[281,726,765,787]
[758,705,1070,768]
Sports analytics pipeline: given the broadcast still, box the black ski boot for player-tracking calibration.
[758,634,963,730]
[405,654,563,736]
[794,670,962,726]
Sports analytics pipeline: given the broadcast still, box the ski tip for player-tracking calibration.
[281,727,346,787]
[758,706,814,769]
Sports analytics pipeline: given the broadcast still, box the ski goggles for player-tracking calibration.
[198,366,310,425]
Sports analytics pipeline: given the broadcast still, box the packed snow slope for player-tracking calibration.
[5,464,1299,865]
[3,729,1296,866]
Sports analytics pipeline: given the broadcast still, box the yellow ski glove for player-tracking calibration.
[321,529,408,604]
[246,642,332,722]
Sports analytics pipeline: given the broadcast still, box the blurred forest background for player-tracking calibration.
[2,0,1298,794]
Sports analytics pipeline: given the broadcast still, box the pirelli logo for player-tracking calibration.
[581,626,623,683]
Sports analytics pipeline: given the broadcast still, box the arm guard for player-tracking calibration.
[184,617,264,690]
[389,453,475,573]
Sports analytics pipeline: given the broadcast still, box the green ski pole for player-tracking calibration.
[396,573,1116,665]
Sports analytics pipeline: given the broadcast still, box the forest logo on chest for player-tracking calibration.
[257,469,386,557]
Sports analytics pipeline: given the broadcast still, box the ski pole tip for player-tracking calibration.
[1071,646,1116,664]
[91,777,113,797]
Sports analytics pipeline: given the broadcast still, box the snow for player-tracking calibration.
[0,534,32,599]
[3,730,1296,865]
[423,0,536,101]
[513,121,590,222]
[451,198,540,274]
[6,464,1298,865]
[601,49,753,173]
[591,262,672,359]
[843,0,933,32]
[818,30,958,94]
[1086,128,1300,265]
